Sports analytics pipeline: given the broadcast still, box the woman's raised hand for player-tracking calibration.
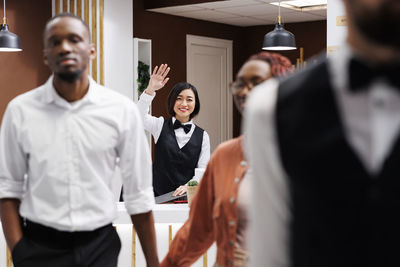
[145,64,170,95]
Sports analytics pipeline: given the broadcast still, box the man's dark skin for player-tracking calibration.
[344,0,400,64]
[0,16,159,266]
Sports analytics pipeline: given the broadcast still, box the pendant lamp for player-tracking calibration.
[262,0,296,51]
[0,0,22,52]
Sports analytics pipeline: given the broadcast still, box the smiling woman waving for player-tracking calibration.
[137,64,210,197]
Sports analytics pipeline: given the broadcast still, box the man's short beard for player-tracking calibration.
[351,1,400,48]
[56,70,83,83]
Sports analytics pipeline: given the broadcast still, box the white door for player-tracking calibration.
[187,35,233,152]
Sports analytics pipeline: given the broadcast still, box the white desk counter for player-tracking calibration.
[114,202,190,224]
[0,203,216,267]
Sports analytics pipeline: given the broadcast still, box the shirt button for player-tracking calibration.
[234,177,240,183]
[240,160,247,167]
[227,259,233,265]
[230,197,235,203]
[229,240,234,246]
[229,220,236,226]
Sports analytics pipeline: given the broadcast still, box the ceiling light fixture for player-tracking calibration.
[262,0,296,51]
[0,0,22,52]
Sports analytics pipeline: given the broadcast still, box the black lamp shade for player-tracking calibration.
[0,24,22,52]
[262,23,296,51]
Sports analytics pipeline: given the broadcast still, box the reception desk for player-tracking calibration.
[0,203,216,267]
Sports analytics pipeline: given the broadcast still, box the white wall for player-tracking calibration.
[104,0,134,99]
[327,0,347,49]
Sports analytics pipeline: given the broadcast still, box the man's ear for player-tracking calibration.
[89,43,96,60]
[43,49,48,66]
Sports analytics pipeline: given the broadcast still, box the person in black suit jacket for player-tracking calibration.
[245,0,400,267]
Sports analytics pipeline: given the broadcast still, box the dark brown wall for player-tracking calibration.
[0,0,52,122]
[244,20,327,64]
[234,20,327,131]
[134,0,247,137]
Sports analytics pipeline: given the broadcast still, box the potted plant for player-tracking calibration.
[186,180,199,207]
[137,60,150,98]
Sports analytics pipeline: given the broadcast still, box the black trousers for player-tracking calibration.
[12,220,121,267]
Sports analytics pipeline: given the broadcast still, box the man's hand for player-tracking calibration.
[0,198,23,251]
[131,211,160,267]
[145,64,170,96]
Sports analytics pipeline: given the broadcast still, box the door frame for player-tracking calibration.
[186,34,233,143]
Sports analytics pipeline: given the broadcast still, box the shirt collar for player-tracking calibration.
[172,117,193,125]
[42,75,99,106]
[328,42,353,93]
[328,42,376,93]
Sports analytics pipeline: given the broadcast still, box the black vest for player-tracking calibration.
[153,118,204,196]
[276,59,400,267]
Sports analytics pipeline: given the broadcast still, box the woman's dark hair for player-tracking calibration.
[167,82,200,119]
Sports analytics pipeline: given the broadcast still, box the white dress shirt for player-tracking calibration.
[0,76,155,232]
[137,92,210,182]
[244,43,400,267]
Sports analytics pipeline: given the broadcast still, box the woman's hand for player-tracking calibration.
[173,185,187,196]
[145,64,170,95]
[234,247,249,267]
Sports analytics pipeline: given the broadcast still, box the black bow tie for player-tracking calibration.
[349,58,400,92]
[173,120,192,134]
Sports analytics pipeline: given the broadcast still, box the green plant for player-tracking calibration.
[187,180,199,186]
[137,61,150,95]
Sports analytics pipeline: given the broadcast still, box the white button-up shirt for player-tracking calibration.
[0,76,155,231]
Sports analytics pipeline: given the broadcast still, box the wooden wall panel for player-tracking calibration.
[63,0,68,12]
[77,0,82,17]
[52,0,105,83]
[84,0,89,24]
[55,0,60,14]
[70,0,75,13]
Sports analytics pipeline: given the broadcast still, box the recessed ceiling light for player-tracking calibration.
[270,0,327,11]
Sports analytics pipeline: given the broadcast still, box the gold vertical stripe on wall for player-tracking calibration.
[6,247,12,267]
[63,0,68,12]
[168,225,172,246]
[99,0,104,85]
[70,0,75,13]
[132,226,136,267]
[55,0,61,14]
[203,252,208,267]
[77,0,82,17]
[91,0,97,81]
[84,0,89,24]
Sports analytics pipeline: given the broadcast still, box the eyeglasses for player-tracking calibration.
[229,78,264,94]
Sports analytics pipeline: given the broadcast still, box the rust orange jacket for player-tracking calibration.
[161,136,248,267]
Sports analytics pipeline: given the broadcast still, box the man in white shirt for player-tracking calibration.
[0,13,159,267]
[245,1,400,267]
